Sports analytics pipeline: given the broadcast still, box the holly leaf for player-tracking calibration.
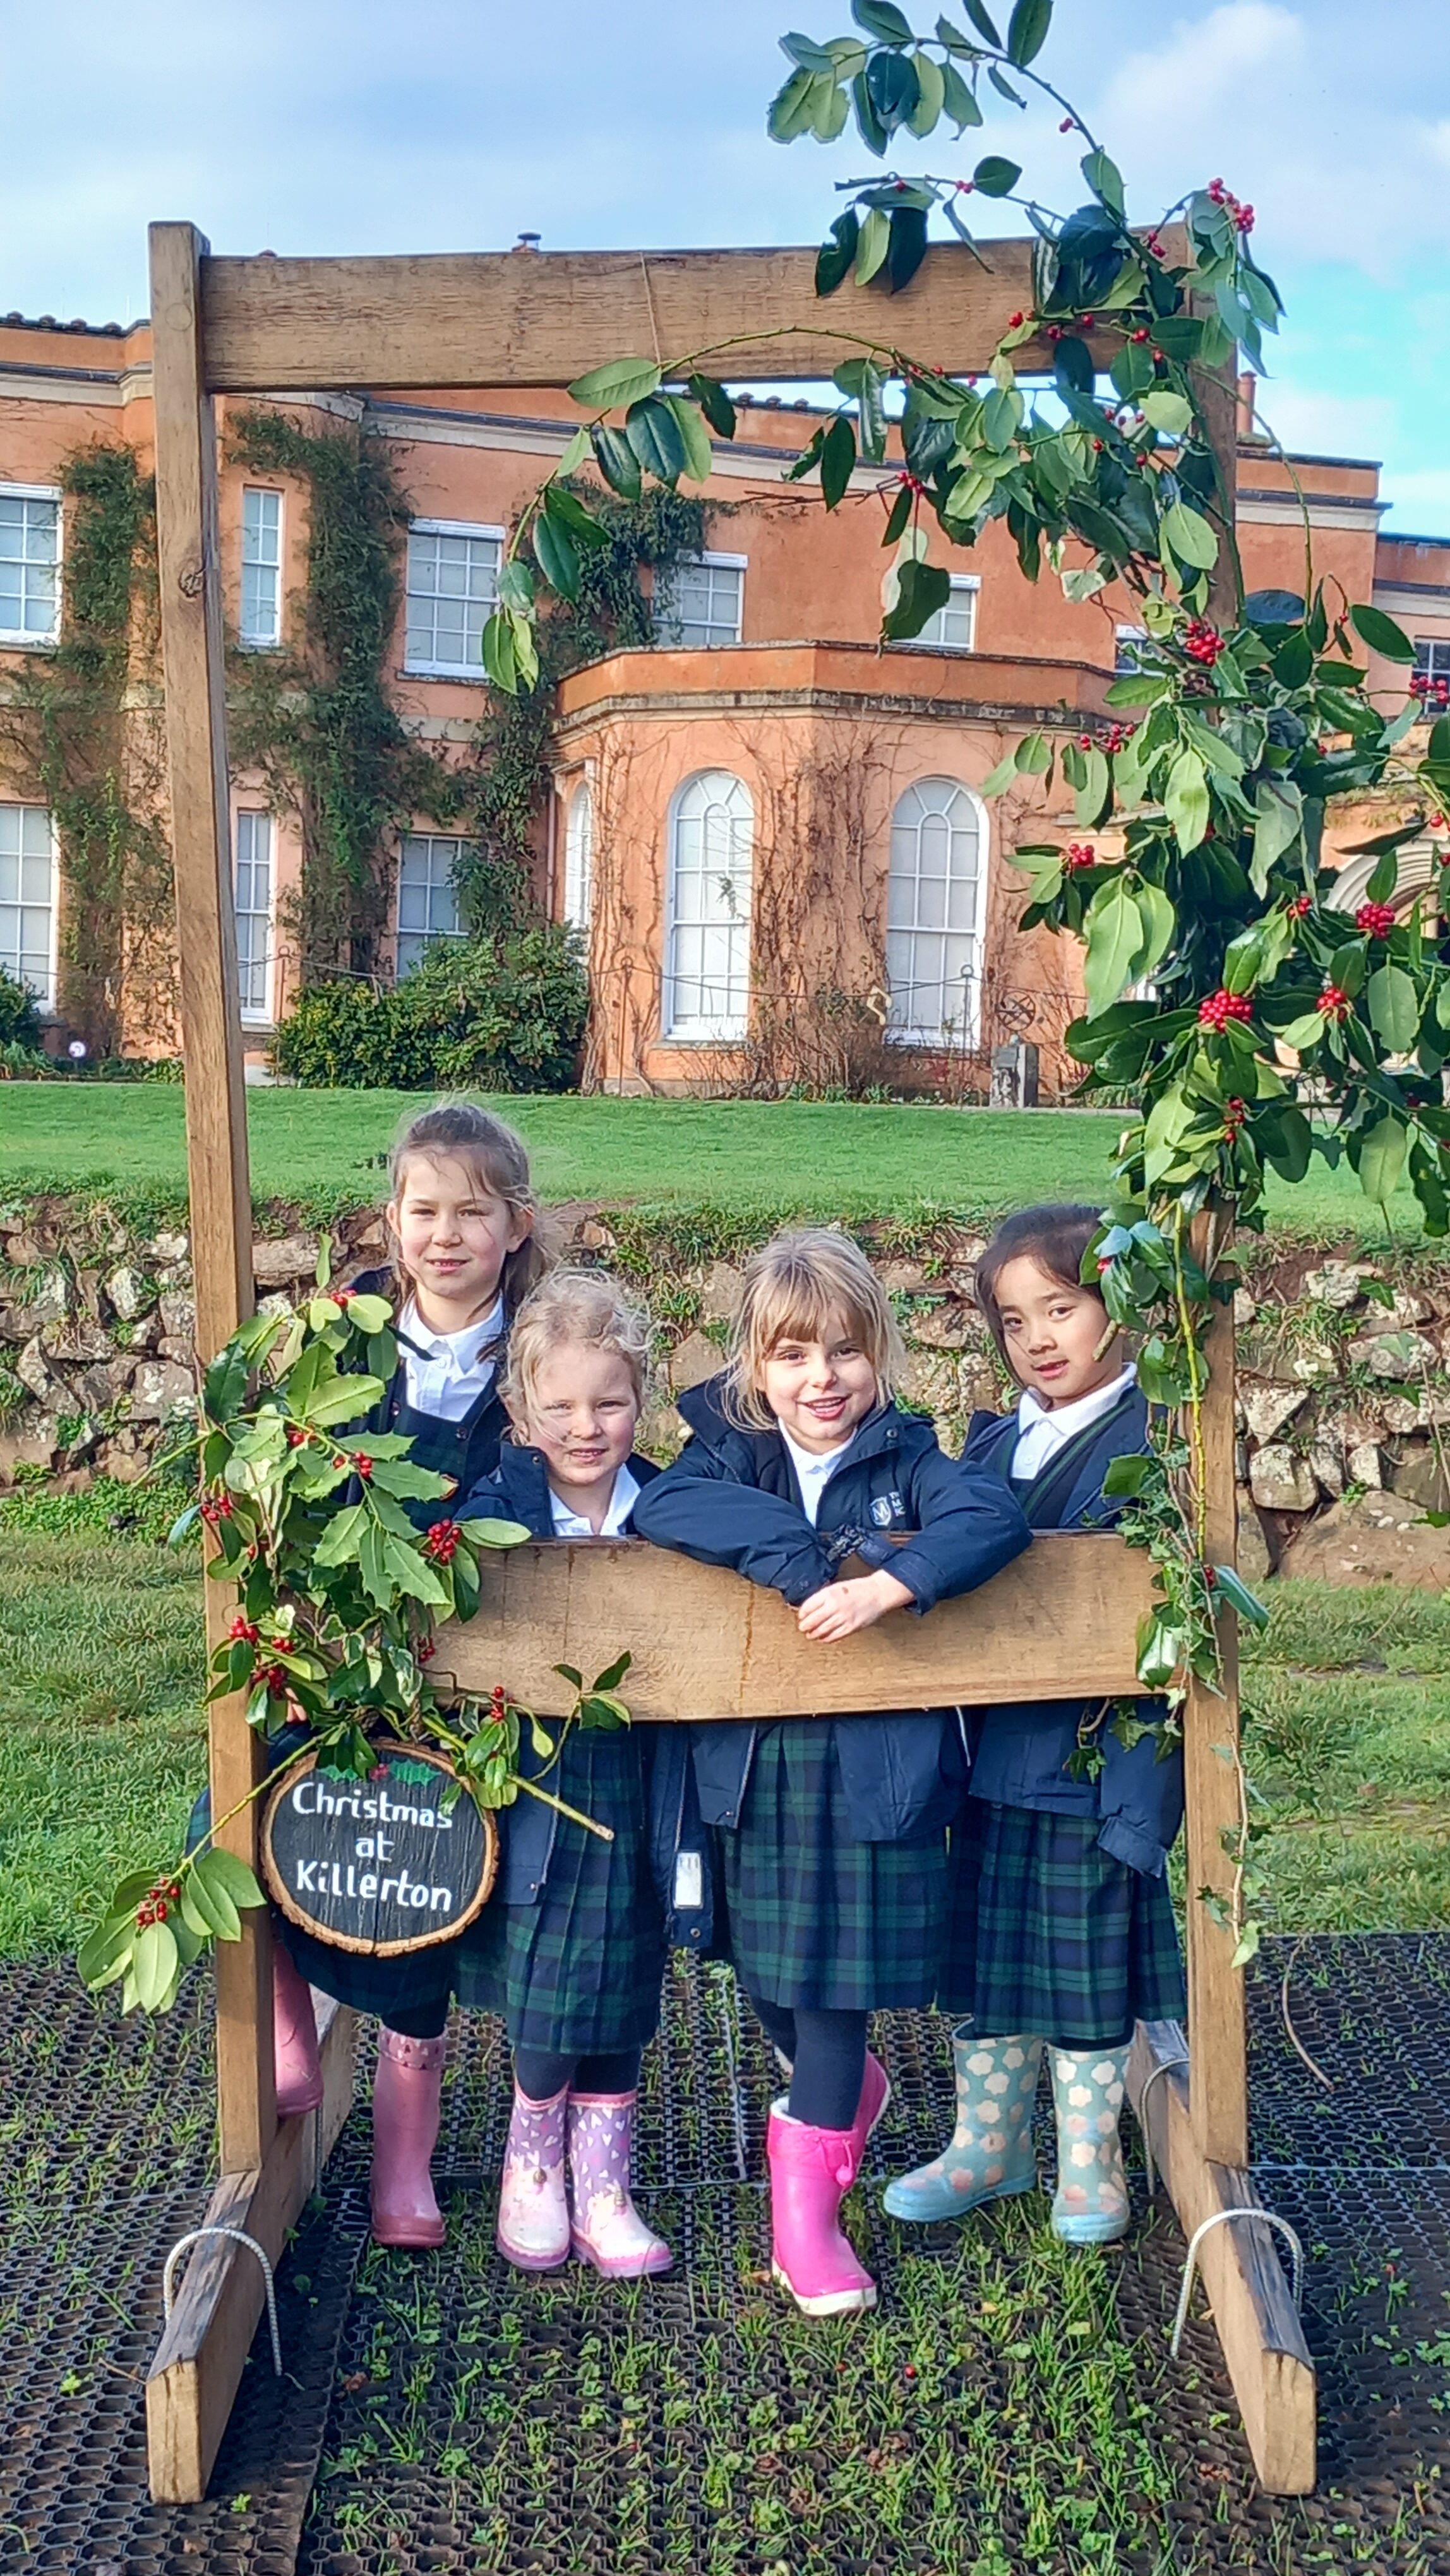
[1349,602,1415,664]
[1006,0,1052,64]
[973,155,1022,198]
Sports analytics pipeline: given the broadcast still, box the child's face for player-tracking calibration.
[993,1254,1118,1410]
[388,1153,530,1330]
[761,1309,878,1454]
[517,1345,640,1494]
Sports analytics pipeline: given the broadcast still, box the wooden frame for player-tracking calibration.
[145,218,1314,2503]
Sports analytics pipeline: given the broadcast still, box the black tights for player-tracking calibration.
[513,2046,642,2101]
[750,1995,867,2133]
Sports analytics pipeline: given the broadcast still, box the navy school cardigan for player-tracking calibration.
[629,1375,1031,1846]
[962,1384,1185,1878]
[350,1265,511,1525]
[456,1441,716,1950]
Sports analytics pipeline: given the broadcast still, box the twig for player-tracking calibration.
[1279,1932,1334,2092]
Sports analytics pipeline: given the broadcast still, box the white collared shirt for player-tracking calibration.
[397,1293,505,1423]
[779,1426,847,1527]
[1010,1364,1138,1482]
[548,1464,641,1539]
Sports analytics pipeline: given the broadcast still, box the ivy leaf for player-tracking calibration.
[1368,963,1420,1052]
[882,556,952,641]
[1349,602,1416,664]
[973,155,1022,197]
[568,357,662,411]
[1102,1453,1154,1498]
[1160,499,1218,573]
[1006,0,1052,65]
[1164,748,1210,854]
[1083,874,1146,1018]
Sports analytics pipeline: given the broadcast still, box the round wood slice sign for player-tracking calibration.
[261,1743,497,1955]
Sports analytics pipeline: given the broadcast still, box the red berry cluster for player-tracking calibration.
[200,1493,234,1527]
[333,1289,352,1308]
[894,470,928,498]
[417,1637,437,1666]
[260,1663,289,1695]
[1207,177,1254,232]
[229,1614,260,1644]
[1288,894,1312,920]
[352,1452,373,1479]
[1223,1097,1248,1135]
[1008,310,1025,329]
[1058,116,1074,132]
[285,1425,309,1448]
[1355,902,1397,939]
[422,1518,462,1565]
[1183,618,1225,668]
[1199,988,1253,1030]
[1103,719,1137,755]
[1130,327,1151,345]
[1144,235,1166,262]
[1319,984,1351,1020]
[136,1878,183,1930]
[1064,843,1096,873]
[489,1681,508,1724]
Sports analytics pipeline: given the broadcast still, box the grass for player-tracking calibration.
[0,1082,1430,1238]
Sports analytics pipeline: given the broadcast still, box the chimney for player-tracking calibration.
[1237,370,1257,441]
[513,232,541,253]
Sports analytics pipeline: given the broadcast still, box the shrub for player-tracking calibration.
[272,926,587,1092]
[0,966,42,1051]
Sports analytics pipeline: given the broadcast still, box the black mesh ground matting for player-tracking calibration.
[9,1940,1450,2576]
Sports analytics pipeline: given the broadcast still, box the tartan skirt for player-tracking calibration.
[453,1728,666,2056]
[721,1720,948,2013]
[940,1797,1185,2048]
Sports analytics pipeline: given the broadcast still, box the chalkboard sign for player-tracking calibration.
[261,1743,497,1956]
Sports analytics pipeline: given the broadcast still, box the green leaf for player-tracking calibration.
[980,750,1019,796]
[1015,730,1052,774]
[304,1372,385,1429]
[1368,963,1420,1052]
[459,1514,533,1548]
[625,395,687,486]
[1164,748,1210,854]
[342,1292,393,1333]
[959,0,1002,39]
[1131,880,1175,985]
[1073,744,1109,827]
[1080,146,1123,215]
[1102,1453,1154,1498]
[820,412,858,510]
[544,483,611,548]
[1083,875,1146,1018]
[779,28,837,71]
[1141,390,1192,436]
[380,1534,450,1605]
[662,392,714,484]
[882,556,952,641]
[853,0,913,32]
[1161,500,1218,573]
[940,57,982,129]
[1349,602,1416,664]
[196,1847,267,1909]
[1250,777,1302,895]
[973,155,1022,198]
[482,608,517,692]
[568,357,662,410]
[1006,0,1052,64]
[816,208,860,296]
[1209,1563,1270,1630]
[1276,1010,1326,1051]
[181,1868,239,1941]
[982,383,1024,451]
[854,205,891,285]
[907,49,945,132]
[531,508,580,602]
[78,1913,136,1988]
[592,1650,634,1693]
[1258,1102,1313,1183]
[1356,1114,1409,1206]
[558,425,590,475]
[133,1918,179,2013]
[688,373,737,440]
[589,423,642,501]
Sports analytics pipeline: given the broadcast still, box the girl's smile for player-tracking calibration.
[762,1315,878,1453]
[388,1152,532,1336]
[517,1344,640,1532]
[992,1253,1122,1410]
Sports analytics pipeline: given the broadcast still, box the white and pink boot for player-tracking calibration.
[497,2084,571,2272]
[567,2092,673,2279]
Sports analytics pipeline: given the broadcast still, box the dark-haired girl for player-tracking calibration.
[884,1204,1184,2246]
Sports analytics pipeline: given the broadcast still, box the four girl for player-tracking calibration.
[266,1101,1186,2296]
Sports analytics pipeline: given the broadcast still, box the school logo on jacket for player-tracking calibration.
[870,1492,904,1527]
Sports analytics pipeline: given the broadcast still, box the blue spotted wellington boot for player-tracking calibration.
[1049,2044,1131,2245]
[882,2028,1042,2222]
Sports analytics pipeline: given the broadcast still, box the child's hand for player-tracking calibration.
[797,1569,914,1640]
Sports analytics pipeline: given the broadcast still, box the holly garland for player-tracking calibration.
[80,1273,631,2015]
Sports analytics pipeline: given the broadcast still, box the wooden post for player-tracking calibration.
[148,219,276,2176]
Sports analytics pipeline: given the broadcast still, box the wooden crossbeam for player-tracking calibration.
[433,1530,1156,1717]
[200,238,1101,393]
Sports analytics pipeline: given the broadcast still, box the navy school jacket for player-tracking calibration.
[457,1441,716,1950]
[630,1375,1031,1845]
[350,1265,510,1524]
[962,1382,1184,1878]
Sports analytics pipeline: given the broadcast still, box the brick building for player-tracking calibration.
[3,300,1447,1094]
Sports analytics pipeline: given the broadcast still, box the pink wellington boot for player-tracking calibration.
[496,2084,570,2272]
[370,2029,447,2249]
[567,2092,673,2279]
[272,1940,323,2119]
[767,2102,877,2316]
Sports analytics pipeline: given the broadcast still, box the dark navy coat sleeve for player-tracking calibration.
[631,1448,834,1607]
[851,1445,1031,1609]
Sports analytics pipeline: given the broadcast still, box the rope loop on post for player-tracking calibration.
[162,2225,283,2376]
[1170,2205,1305,2361]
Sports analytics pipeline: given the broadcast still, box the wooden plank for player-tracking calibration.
[432,1532,1154,1717]
[1128,2022,1315,2495]
[201,238,1097,392]
[1181,1225,1249,2170]
[145,1996,357,2505]
[150,220,274,2183]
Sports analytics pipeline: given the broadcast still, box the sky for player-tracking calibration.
[3,0,1448,530]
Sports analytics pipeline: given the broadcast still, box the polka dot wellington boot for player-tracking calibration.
[882,2028,1042,2222]
[1048,2044,1131,2245]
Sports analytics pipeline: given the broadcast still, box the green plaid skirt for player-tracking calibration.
[940,1798,1185,2047]
[721,1720,948,2012]
[453,1729,666,2056]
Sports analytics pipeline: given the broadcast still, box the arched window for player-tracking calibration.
[563,778,593,933]
[886,777,986,1048]
[664,771,753,1039]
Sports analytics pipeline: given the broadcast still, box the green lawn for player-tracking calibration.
[0,1083,1427,1237]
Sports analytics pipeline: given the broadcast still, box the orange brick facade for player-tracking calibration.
[3,307,1448,1094]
